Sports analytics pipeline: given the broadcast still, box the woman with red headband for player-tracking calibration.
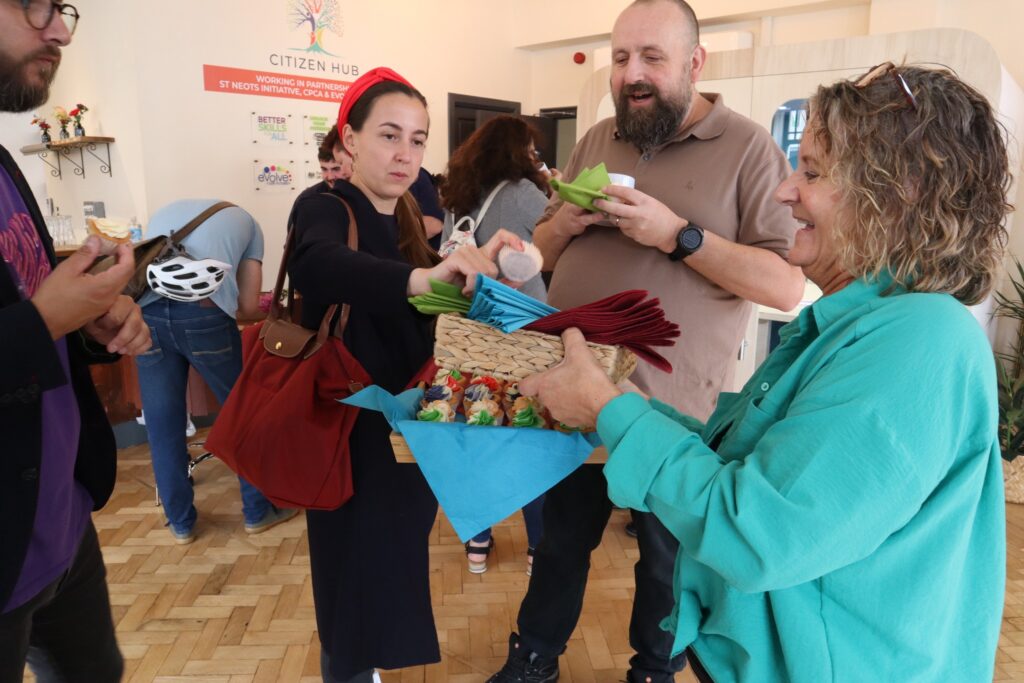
[289,67,521,683]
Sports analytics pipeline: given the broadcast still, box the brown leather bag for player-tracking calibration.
[89,201,235,301]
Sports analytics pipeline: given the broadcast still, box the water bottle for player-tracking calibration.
[129,216,143,243]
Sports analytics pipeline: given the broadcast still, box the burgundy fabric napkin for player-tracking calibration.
[525,290,680,372]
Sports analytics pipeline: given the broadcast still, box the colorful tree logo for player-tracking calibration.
[288,0,344,56]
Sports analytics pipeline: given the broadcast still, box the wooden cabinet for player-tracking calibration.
[88,355,221,425]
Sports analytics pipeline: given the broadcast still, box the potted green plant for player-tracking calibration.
[995,260,1024,462]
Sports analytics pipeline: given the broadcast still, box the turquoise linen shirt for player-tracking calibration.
[599,278,1005,683]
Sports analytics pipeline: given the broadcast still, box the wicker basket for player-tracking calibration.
[434,313,638,383]
[1004,457,1024,504]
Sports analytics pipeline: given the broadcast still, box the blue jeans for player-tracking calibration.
[472,494,545,548]
[135,299,270,534]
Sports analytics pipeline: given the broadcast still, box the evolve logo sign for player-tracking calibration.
[288,0,343,57]
[254,161,295,191]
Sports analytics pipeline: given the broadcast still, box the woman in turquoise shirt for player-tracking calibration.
[519,64,1010,682]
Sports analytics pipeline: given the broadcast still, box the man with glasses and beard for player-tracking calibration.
[487,1,803,682]
[0,2,150,681]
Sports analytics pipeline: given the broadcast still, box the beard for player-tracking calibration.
[0,46,61,112]
[614,80,692,152]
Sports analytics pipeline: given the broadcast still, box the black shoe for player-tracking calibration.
[486,633,560,683]
[624,521,638,538]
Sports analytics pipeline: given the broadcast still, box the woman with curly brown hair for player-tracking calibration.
[440,115,551,301]
[437,116,555,574]
[513,63,1011,682]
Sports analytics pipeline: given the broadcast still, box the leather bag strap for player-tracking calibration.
[169,201,236,246]
[269,194,359,343]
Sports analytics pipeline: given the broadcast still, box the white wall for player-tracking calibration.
[509,0,871,48]
[0,113,47,214]
[41,2,145,242]
[769,5,871,45]
[527,39,609,114]
[38,1,537,286]
[23,0,1024,290]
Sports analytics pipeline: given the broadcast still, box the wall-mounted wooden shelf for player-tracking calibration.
[20,136,115,180]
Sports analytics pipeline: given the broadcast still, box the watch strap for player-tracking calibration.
[669,223,703,261]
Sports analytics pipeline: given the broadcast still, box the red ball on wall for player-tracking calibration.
[573,52,586,65]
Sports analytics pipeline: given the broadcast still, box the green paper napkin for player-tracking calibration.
[408,278,473,315]
[548,162,612,211]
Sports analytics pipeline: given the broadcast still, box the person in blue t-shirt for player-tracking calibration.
[135,200,297,544]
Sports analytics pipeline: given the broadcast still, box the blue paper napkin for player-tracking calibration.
[467,275,559,333]
[341,385,600,541]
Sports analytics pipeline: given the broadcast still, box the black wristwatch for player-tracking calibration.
[668,223,704,261]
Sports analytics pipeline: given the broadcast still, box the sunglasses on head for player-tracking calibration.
[854,62,918,111]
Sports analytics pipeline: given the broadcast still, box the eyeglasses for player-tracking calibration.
[19,0,79,35]
[855,62,918,111]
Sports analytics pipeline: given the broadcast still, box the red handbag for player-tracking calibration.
[205,197,370,510]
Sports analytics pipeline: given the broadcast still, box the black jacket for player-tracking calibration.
[0,144,117,609]
[288,180,434,392]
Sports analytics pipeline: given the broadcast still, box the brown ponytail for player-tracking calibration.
[396,192,441,269]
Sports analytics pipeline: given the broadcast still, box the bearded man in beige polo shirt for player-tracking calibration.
[487,1,804,682]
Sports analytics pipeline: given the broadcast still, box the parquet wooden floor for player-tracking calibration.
[22,433,1024,682]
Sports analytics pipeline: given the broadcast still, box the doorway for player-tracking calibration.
[538,106,577,170]
[447,94,521,157]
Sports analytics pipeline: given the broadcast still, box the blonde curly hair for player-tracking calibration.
[808,64,1012,305]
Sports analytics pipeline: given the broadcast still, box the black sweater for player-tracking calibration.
[288,181,434,393]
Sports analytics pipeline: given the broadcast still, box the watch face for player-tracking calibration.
[681,227,702,250]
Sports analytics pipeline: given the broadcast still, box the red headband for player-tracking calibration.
[337,67,415,133]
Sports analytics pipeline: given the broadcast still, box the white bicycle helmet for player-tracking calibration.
[146,256,232,302]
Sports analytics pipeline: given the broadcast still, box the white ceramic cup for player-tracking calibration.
[607,173,635,188]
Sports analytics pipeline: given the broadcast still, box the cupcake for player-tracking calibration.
[502,382,522,413]
[466,399,504,426]
[509,396,548,429]
[462,382,496,414]
[432,370,466,407]
[421,384,457,411]
[434,368,470,391]
[468,375,503,394]
[417,400,454,423]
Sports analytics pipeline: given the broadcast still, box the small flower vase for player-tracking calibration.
[58,124,69,140]
[40,131,51,144]
[73,123,85,137]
